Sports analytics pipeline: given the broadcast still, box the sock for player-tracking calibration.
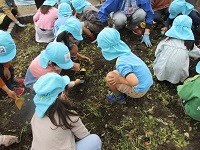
[113,93,121,97]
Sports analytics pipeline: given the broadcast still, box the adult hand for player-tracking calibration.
[16,21,26,27]
[141,34,152,47]
[4,68,11,80]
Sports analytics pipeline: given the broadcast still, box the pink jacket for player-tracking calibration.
[33,7,58,30]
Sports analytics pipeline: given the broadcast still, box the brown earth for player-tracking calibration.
[0,8,200,150]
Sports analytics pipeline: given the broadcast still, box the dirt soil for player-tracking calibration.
[0,13,200,150]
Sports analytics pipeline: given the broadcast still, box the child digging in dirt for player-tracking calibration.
[153,15,200,84]
[96,28,153,103]
[71,0,104,43]
[177,61,200,121]
[55,18,90,62]
[0,30,24,100]
[31,72,102,149]
[24,42,80,89]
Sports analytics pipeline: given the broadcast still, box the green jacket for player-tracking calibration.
[177,75,200,121]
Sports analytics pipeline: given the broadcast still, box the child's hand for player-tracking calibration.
[72,63,80,71]
[83,56,90,61]
[74,79,80,85]
[161,27,168,32]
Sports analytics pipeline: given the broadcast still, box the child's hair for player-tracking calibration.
[45,86,79,129]
[184,40,194,50]
[40,5,53,14]
[50,61,58,67]
[56,31,72,48]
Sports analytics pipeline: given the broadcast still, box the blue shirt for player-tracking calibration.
[116,53,153,93]
[98,0,154,26]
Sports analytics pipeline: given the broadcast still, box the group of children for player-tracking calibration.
[1,0,200,148]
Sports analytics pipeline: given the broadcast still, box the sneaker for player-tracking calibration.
[15,87,25,96]
[132,27,142,35]
[107,93,125,103]
[13,78,24,85]
[89,34,97,43]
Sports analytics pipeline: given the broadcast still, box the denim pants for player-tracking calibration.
[24,67,38,89]
[111,8,146,30]
[76,134,102,150]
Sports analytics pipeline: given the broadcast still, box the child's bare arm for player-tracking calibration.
[77,53,90,61]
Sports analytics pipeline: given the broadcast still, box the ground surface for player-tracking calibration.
[1,4,200,150]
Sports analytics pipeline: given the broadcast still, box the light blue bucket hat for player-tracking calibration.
[169,0,194,19]
[165,15,194,40]
[72,0,91,14]
[0,30,16,63]
[58,3,72,18]
[43,0,58,6]
[40,42,73,69]
[97,28,131,61]
[56,17,83,40]
[60,0,70,4]
[33,73,70,118]
[196,61,200,74]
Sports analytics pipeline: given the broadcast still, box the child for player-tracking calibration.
[71,0,104,43]
[153,15,200,84]
[31,72,102,149]
[162,0,200,36]
[54,2,76,37]
[55,18,90,61]
[177,61,200,121]
[33,0,58,43]
[0,30,24,99]
[24,42,80,89]
[96,28,153,103]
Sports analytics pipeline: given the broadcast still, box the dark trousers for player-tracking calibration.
[34,0,45,9]
[154,7,169,23]
[189,10,200,27]
[0,64,15,90]
[0,9,17,31]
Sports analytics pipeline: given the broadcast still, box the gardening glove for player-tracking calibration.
[16,21,26,27]
[141,33,152,47]
[0,135,19,146]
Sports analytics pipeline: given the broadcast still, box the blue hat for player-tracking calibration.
[56,18,83,40]
[0,30,16,63]
[72,0,91,14]
[58,3,72,18]
[169,0,194,19]
[40,42,74,69]
[196,61,200,74]
[97,28,131,61]
[43,0,58,6]
[33,73,70,118]
[60,0,70,4]
[165,15,194,40]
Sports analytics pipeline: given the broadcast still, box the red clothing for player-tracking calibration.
[151,0,171,11]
